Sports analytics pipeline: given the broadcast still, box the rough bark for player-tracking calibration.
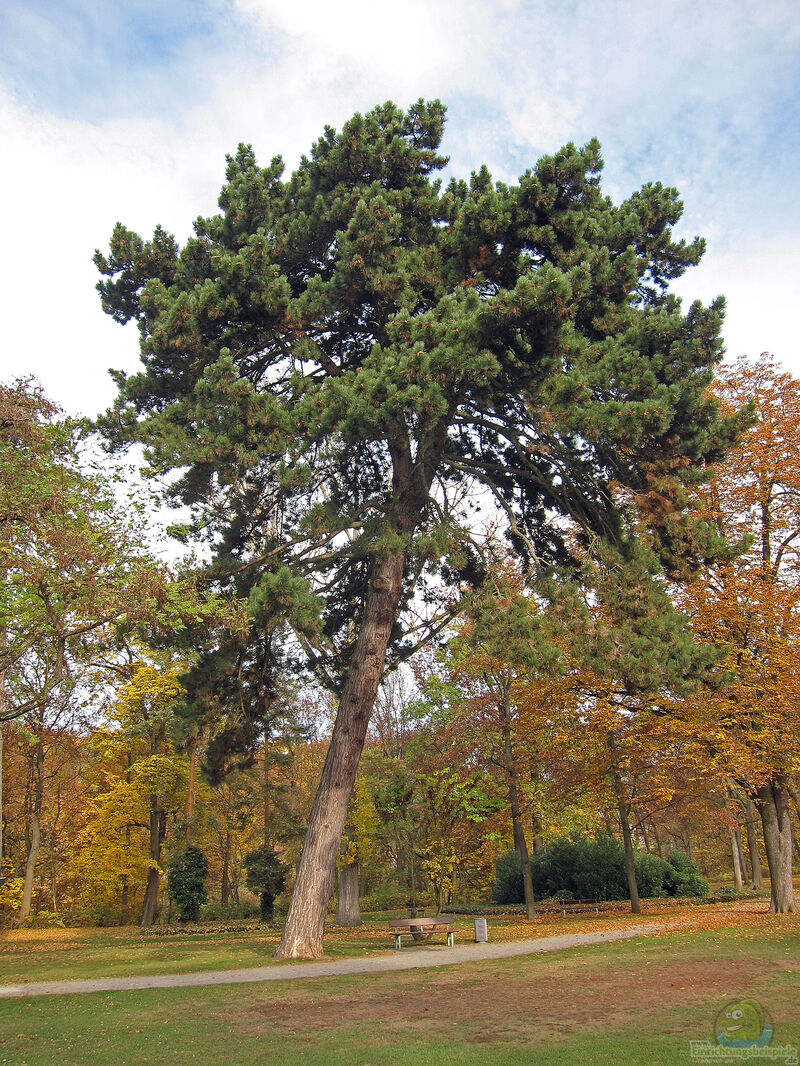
[275,551,406,958]
[336,862,362,927]
[755,779,798,914]
[500,691,534,919]
[18,734,44,924]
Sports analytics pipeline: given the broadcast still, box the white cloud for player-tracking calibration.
[0,0,797,420]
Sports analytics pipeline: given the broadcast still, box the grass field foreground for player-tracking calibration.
[0,899,790,986]
[0,915,798,1066]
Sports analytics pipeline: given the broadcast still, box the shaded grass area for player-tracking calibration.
[0,921,798,1066]
[0,899,783,986]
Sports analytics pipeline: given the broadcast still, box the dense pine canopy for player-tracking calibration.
[97,99,734,671]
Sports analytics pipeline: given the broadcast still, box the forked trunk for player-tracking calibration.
[755,779,797,914]
[336,862,362,927]
[276,551,405,958]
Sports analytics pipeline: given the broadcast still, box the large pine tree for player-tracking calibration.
[95,99,736,956]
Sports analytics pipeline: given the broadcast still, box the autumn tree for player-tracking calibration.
[680,355,800,912]
[96,99,736,956]
[437,565,563,917]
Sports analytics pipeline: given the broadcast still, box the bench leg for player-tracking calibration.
[394,935,402,950]
[447,932,454,947]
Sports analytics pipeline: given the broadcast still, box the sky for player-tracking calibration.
[1,0,798,418]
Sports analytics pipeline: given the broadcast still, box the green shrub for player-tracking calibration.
[199,900,260,922]
[166,846,209,922]
[493,838,708,904]
[23,910,66,929]
[666,851,709,897]
[492,849,524,904]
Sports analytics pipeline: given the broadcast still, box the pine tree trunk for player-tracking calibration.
[755,779,798,914]
[336,862,362,926]
[744,796,763,890]
[18,734,44,925]
[276,551,406,958]
[500,693,534,919]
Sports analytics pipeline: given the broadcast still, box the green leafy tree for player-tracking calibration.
[166,845,208,922]
[96,100,736,956]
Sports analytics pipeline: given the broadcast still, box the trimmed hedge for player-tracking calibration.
[492,836,708,903]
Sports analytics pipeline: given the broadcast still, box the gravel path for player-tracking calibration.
[0,922,668,999]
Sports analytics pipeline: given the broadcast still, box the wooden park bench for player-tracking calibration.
[389,917,456,950]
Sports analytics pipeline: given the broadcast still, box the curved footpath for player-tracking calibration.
[0,922,675,999]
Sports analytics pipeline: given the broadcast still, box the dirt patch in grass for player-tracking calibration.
[225,952,782,1046]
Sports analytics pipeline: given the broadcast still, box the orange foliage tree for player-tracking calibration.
[679,355,800,912]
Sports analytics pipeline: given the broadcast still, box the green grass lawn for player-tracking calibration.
[0,921,798,1066]
[0,909,656,986]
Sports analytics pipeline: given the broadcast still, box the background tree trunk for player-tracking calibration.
[744,796,764,889]
[500,694,534,918]
[140,802,165,927]
[276,552,406,959]
[730,826,744,890]
[608,737,640,914]
[755,779,798,914]
[18,732,44,924]
[221,831,232,908]
[336,862,362,926]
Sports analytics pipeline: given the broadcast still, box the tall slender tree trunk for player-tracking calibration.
[531,808,545,854]
[140,800,165,928]
[651,820,664,860]
[263,731,270,846]
[221,831,232,908]
[336,862,362,926]
[755,778,797,914]
[608,736,640,915]
[186,735,197,844]
[743,796,763,890]
[499,691,534,919]
[18,733,44,924]
[120,754,133,923]
[730,826,744,890]
[0,718,4,873]
[276,551,406,958]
